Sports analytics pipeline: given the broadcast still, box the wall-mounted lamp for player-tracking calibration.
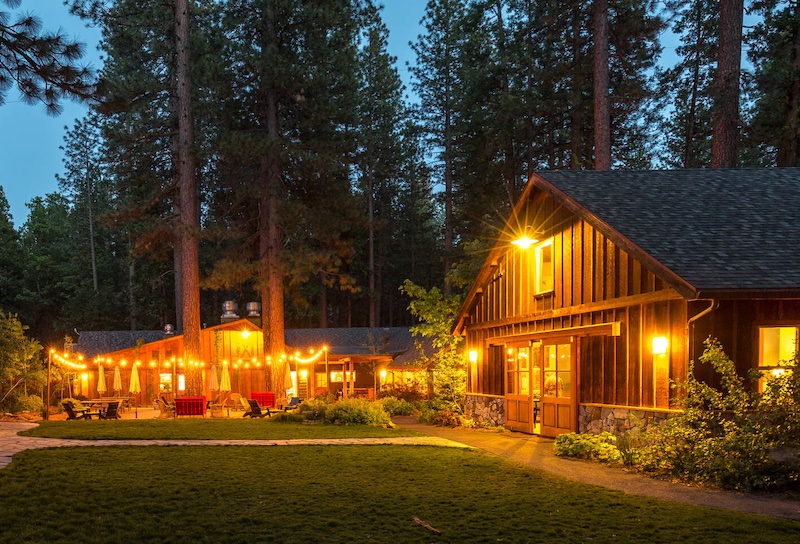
[512,226,540,249]
[469,350,478,363]
[652,336,669,355]
[511,235,538,249]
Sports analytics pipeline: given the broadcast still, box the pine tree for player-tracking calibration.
[747,1,800,166]
[0,186,24,313]
[659,0,718,167]
[1,0,94,114]
[411,0,464,292]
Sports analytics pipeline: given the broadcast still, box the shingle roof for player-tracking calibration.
[76,326,418,360]
[76,330,166,358]
[535,168,800,293]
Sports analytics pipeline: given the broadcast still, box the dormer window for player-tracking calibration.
[535,239,554,294]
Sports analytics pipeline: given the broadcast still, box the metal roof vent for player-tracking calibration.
[246,302,261,317]
[221,300,240,323]
[164,324,175,336]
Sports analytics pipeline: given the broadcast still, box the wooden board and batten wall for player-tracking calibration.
[463,193,689,437]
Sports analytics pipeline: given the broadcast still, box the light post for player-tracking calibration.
[44,349,54,421]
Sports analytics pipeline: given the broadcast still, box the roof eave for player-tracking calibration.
[694,288,800,300]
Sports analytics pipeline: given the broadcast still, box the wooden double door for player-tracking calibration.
[504,337,576,437]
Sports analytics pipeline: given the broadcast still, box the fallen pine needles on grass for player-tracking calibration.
[1,445,798,543]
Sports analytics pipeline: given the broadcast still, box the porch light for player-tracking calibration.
[300,369,308,379]
[469,350,478,363]
[241,329,250,339]
[380,369,387,379]
[512,235,538,249]
[652,336,669,355]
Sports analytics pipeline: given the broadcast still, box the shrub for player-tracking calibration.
[379,382,426,403]
[272,411,305,423]
[633,338,800,491]
[324,398,391,426]
[378,396,414,416]
[9,394,43,414]
[415,402,464,427]
[299,397,331,420]
[554,432,622,464]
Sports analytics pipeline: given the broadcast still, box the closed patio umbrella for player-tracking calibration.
[220,364,231,393]
[113,366,122,393]
[97,366,107,395]
[128,365,141,418]
[129,365,141,395]
[220,363,231,411]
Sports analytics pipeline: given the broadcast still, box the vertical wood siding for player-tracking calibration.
[466,196,688,409]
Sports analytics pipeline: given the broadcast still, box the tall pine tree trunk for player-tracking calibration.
[175,0,201,393]
[711,0,743,168]
[260,3,285,398]
[593,0,611,170]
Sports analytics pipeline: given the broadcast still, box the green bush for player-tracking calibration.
[9,394,44,414]
[554,432,622,464]
[415,402,464,427]
[324,398,391,426]
[633,338,800,491]
[299,397,330,420]
[272,411,305,423]
[378,396,414,416]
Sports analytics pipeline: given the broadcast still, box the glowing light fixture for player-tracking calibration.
[469,350,478,363]
[241,329,250,339]
[512,235,538,249]
[652,336,669,355]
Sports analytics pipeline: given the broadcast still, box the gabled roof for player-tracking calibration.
[454,168,800,334]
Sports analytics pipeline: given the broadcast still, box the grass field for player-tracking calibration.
[20,418,420,440]
[1,444,798,543]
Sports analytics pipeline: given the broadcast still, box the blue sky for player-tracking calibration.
[0,0,428,227]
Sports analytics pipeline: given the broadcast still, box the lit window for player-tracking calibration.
[535,239,554,294]
[757,326,798,392]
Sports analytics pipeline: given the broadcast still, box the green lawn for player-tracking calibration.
[21,419,419,440]
[1,445,798,544]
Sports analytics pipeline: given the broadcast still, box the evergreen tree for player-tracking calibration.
[658,0,718,167]
[747,1,800,166]
[0,186,24,313]
[411,0,464,291]
[1,0,93,114]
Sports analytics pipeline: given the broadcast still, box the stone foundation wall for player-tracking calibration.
[579,405,670,435]
[465,395,504,426]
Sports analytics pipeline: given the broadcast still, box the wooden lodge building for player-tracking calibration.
[73,316,424,407]
[454,169,800,437]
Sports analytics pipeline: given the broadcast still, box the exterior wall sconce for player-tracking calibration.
[511,236,538,249]
[652,336,669,355]
[469,350,478,363]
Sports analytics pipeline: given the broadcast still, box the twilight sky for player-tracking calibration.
[0,0,428,227]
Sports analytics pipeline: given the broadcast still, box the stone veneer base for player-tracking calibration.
[579,405,669,435]
[465,395,505,426]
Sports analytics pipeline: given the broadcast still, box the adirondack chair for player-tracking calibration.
[282,397,301,411]
[99,401,121,420]
[62,400,100,420]
[157,397,175,419]
[243,398,271,418]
